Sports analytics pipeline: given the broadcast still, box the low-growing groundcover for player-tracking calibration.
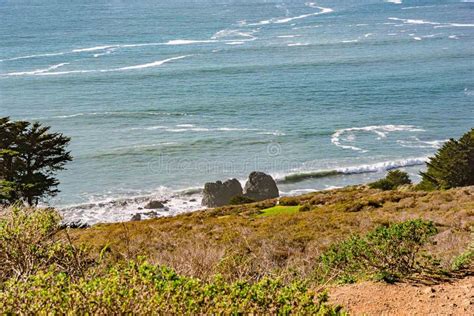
[0,261,341,314]
[0,206,342,314]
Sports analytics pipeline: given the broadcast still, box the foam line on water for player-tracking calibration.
[276,157,428,184]
[245,4,333,26]
[389,17,474,28]
[5,55,191,77]
[5,63,69,76]
[331,125,425,152]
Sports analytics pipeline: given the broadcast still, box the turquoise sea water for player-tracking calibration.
[1,0,473,224]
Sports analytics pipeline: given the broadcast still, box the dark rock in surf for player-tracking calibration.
[144,200,166,209]
[130,214,142,221]
[243,171,279,201]
[202,178,243,207]
[60,221,90,229]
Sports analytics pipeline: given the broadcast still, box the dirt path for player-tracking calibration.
[328,276,473,315]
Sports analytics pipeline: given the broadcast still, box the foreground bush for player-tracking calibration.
[320,220,438,282]
[0,260,342,315]
[0,206,89,282]
[419,128,474,190]
[369,170,411,191]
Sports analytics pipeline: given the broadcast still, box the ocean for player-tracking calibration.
[1,0,473,224]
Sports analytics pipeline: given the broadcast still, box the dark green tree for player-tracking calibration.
[0,117,72,205]
[369,170,411,191]
[419,129,474,190]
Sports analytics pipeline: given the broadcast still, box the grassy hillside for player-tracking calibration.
[71,185,473,282]
[1,185,473,314]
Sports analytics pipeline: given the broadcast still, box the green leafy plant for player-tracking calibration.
[0,206,90,282]
[419,129,474,190]
[320,219,438,282]
[0,260,343,314]
[369,170,412,191]
[451,239,473,271]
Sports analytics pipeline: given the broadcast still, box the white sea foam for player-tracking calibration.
[389,17,474,28]
[71,45,117,52]
[59,186,203,225]
[389,17,440,25]
[164,39,217,45]
[402,5,438,10]
[274,157,428,184]
[449,35,460,39]
[211,29,257,40]
[277,35,301,38]
[397,137,447,149]
[331,125,425,152]
[0,52,68,62]
[16,56,190,77]
[116,56,189,70]
[386,0,402,4]
[288,42,310,47]
[5,63,69,76]
[93,48,117,58]
[258,131,286,136]
[335,157,427,174]
[246,4,333,26]
[226,42,245,45]
[341,39,359,43]
[413,36,422,41]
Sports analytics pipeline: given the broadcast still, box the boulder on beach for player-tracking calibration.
[244,171,279,201]
[202,178,243,207]
[144,200,166,209]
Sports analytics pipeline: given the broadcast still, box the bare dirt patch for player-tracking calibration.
[329,276,474,315]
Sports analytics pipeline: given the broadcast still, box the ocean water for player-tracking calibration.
[1,0,473,224]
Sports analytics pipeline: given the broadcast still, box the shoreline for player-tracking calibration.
[59,155,428,226]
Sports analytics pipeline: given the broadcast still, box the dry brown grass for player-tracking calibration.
[70,185,474,282]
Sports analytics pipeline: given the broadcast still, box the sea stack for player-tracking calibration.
[202,178,243,207]
[243,171,279,201]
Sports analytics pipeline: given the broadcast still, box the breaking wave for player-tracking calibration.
[277,157,427,184]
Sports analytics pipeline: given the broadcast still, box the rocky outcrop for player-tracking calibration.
[244,171,279,201]
[144,200,166,209]
[130,214,142,221]
[202,178,243,207]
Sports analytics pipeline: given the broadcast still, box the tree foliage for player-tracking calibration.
[0,117,72,205]
[419,129,474,190]
[369,170,412,191]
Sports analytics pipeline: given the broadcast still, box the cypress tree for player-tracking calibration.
[419,129,474,190]
[0,117,72,205]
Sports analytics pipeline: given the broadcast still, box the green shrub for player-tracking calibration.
[0,260,343,315]
[369,170,412,191]
[0,206,90,282]
[419,129,474,190]
[320,219,438,282]
[229,195,256,205]
[451,245,473,271]
[279,196,300,206]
